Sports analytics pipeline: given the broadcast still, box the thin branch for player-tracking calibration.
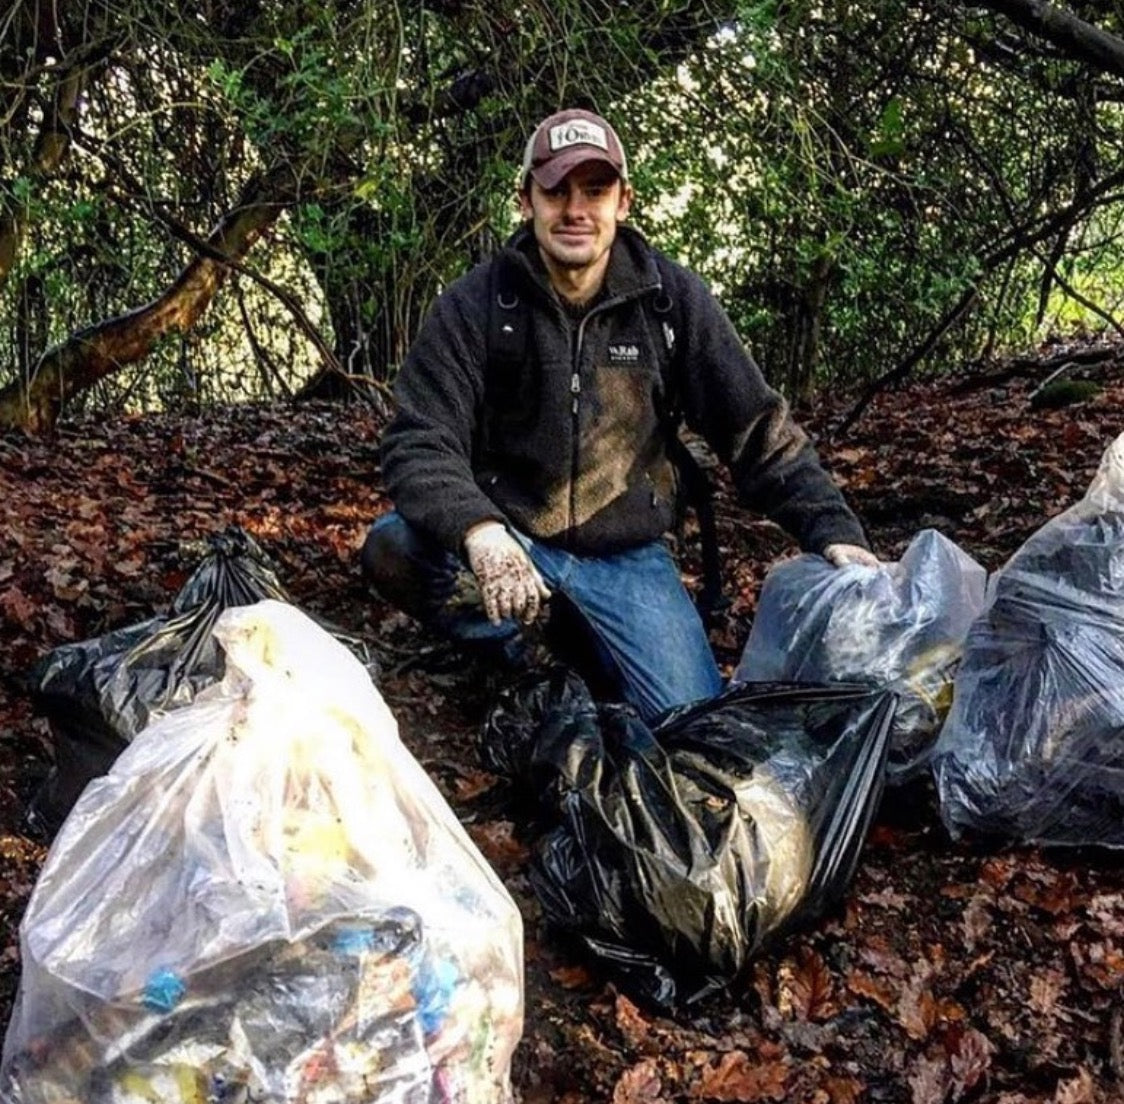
[834,286,979,438]
[1030,243,1124,341]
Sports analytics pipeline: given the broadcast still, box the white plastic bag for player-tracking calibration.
[934,433,1124,846]
[734,529,987,780]
[1,600,523,1104]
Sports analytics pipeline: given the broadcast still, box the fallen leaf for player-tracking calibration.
[859,886,911,910]
[907,1054,948,1104]
[776,947,837,1022]
[961,894,992,949]
[824,1076,865,1104]
[549,964,595,990]
[692,1051,788,1102]
[846,970,896,1012]
[1029,969,1065,1015]
[948,1026,994,1095]
[899,986,938,1041]
[0,587,36,628]
[858,937,910,979]
[612,1058,664,1104]
[1013,870,1083,915]
[614,993,652,1050]
[1053,1067,1097,1104]
[451,767,497,800]
[979,857,1016,890]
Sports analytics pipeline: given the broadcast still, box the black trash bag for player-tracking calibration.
[481,671,895,1010]
[733,529,986,782]
[477,666,596,789]
[934,433,1124,847]
[25,526,378,837]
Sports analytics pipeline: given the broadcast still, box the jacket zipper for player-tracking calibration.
[558,280,663,545]
[568,311,591,544]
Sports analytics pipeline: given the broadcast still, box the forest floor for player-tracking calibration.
[2,338,1124,1103]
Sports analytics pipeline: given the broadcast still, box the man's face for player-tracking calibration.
[519,161,633,277]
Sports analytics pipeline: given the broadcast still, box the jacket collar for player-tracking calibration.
[500,223,662,307]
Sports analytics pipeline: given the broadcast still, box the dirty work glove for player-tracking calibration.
[463,521,551,625]
[823,543,880,569]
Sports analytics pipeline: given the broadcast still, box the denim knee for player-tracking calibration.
[360,514,401,591]
[360,511,463,623]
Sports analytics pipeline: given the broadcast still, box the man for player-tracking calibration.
[363,107,876,719]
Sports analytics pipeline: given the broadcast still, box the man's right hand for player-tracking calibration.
[463,521,551,625]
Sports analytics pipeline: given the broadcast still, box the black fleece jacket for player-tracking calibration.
[380,224,868,557]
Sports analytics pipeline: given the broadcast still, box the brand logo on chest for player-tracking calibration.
[608,342,641,364]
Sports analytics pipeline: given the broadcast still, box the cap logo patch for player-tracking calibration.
[549,121,609,153]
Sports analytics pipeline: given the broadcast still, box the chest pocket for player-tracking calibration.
[588,323,665,435]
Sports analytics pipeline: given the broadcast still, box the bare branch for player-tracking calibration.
[973,0,1124,79]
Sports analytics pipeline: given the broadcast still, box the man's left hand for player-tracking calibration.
[823,543,879,568]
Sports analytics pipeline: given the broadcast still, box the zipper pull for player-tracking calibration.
[571,372,581,414]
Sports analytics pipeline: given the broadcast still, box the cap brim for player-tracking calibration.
[530,150,623,191]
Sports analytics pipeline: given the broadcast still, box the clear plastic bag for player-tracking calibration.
[733,529,987,780]
[481,669,894,1010]
[2,600,523,1104]
[934,433,1124,847]
[25,526,378,837]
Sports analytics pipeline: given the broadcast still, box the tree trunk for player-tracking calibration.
[0,166,294,432]
[0,67,83,293]
[789,253,835,402]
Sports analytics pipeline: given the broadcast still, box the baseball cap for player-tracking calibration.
[520,108,629,191]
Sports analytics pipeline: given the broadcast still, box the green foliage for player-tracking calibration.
[2,0,1124,418]
[624,1,1124,396]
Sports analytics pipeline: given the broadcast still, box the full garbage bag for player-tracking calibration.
[733,529,986,780]
[25,525,377,836]
[933,432,1124,847]
[481,669,895,1010]
[2,600,523,1104]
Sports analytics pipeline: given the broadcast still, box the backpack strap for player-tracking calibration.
[651,255,729,628]
[485,256,529,397]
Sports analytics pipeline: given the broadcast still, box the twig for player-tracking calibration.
[181,464,236,489]
[1026,360,1080,401]
[1110,1006,1124,1081]
[835,287,979,439]
[1030,243,1124,342]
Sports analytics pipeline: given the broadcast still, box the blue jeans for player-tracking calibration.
[361,512,722,720]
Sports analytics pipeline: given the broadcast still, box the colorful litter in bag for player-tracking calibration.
[2,600,522,1103]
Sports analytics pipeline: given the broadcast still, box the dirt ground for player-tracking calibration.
[1,350,1123,1102]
